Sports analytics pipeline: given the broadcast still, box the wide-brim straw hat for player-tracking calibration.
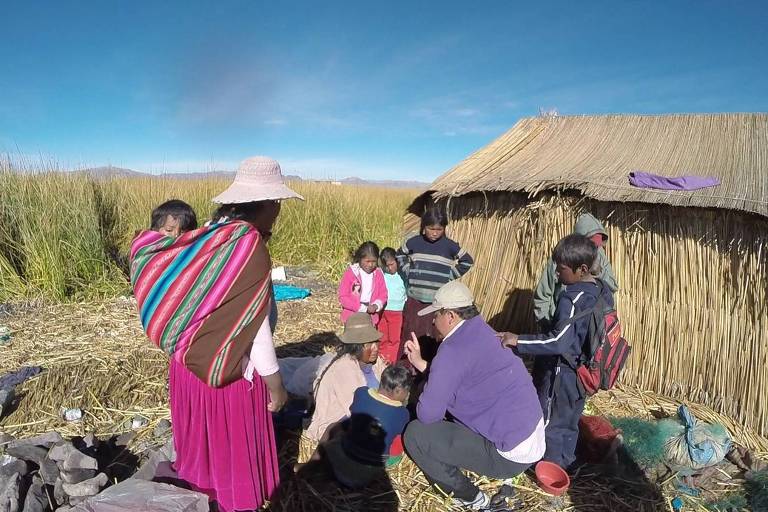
[212,156,304,204]
[340,313,383,344]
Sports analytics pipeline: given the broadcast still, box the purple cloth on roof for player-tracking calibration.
[629,171,721,191]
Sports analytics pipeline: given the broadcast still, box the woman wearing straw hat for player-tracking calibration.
[168,156,303,512]
[305,312,389,443]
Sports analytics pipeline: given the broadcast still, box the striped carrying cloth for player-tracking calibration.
[130,220,272,388]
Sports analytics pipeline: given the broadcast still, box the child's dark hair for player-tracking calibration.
[379,364,413,394]
[353,241,380,263]
[552,234,598,271]
[151,200,198,232]
[420,206,448,232]
[380,247,397,266]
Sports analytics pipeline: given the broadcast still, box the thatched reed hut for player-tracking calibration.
[406,113,768,437]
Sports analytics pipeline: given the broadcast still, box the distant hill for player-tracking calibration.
[78,166,145,178]
[78,166,429,189]
[334,177,430,189]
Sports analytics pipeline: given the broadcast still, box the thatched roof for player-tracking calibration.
[429,113,768,217]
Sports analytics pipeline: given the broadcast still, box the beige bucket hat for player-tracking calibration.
[340,313,383,344]
[212,156,304,204]
[417,280,475,316]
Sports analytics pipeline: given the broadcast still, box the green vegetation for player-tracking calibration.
[0,166,418,301]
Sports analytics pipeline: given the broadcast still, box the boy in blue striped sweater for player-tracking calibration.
[397,207,473,361]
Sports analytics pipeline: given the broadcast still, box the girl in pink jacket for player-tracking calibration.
[338,241,388,325]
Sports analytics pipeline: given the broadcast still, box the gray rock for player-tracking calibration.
[153,419,171,438]
[0,390,14,418]
[0,460,27,479]
[62,451,98,471]
[37,458,59,485]
[54,478,66,506]
[48,442,79,463]
[7,432,62,449]
[161,438,175,463]
[4,446,46,465]
[0,434,14,448]
[61,472,107,497]
[60,469,96,485]
[0,471,21,512]
[81,434,97,449]
[20,479,45,512]
[68,496,87,507]
[132,450,169,481]
[115,432,135,447]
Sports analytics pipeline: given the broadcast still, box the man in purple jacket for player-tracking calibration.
[403,281,544,510]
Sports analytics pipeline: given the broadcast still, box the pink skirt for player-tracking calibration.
[169,359,279,511]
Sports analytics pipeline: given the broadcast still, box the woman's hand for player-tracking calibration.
[262,372,288,412]
[497,331,519,348]
[366,304,378,314]
[404,332,428,373]
[267,386,288,413]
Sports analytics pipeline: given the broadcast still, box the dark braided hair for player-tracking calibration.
[211,201,276,224]
[312,343,366,398]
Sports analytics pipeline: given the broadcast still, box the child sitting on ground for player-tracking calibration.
[377,247,407,363]
[501,234,615,471]
[338,241,388,326]
[150,199,198,237]
[299,364,412,488]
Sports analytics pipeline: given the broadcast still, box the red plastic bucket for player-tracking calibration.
[535,461,570,496]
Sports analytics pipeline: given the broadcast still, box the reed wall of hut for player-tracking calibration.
[405,191,768,437]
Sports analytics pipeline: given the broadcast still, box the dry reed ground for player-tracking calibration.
[1,274,766,511]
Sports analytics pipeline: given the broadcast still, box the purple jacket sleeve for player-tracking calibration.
[416,345,463,424]
[517,293,580,356]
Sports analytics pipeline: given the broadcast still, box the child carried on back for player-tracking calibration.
[501,234,615,470]
[150,199,197,237]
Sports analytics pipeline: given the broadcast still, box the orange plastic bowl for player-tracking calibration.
[535,461,570,496]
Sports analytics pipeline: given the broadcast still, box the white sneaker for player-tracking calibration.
[452,490,490,510]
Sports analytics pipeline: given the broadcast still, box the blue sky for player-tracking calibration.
[1,1,766,181]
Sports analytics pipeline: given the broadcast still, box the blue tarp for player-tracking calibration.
[273,284,311,302]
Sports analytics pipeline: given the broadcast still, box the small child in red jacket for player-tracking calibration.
[338,241,388,326]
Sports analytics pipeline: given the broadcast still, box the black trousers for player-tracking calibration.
[533,359,585,469]
[403,419,531,501]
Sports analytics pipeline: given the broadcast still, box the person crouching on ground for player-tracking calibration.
[403,281,544,510]
[500,234,615,471]
[305,313,389,442]
[297,364,412,488]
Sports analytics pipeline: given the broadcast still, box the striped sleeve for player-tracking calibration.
[455,246,474,277]
[516,292,583,356]
[396,235,415,275]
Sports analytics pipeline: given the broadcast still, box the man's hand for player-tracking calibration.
[404,332,428,372]
[497,331,519,348]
